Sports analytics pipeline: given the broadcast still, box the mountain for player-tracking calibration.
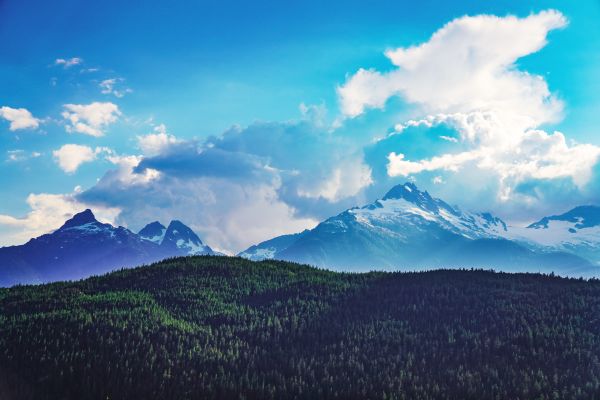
[139,220,215,255]
[238,229,309,261]
[2,256,600,399]
[138,221,166,244]
[511,205,600,264]
[160,220,214,255]
[240,183,596,276]
[0,210,216,286]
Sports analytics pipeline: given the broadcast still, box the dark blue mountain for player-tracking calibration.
[138,221,166,243]
[0,210,216,287]
[157,220,214,255]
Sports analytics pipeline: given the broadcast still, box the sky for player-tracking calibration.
[1,0,600,253]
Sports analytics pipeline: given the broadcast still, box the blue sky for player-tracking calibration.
[1,0,600,252]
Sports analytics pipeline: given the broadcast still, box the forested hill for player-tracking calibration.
[1,256,600,400]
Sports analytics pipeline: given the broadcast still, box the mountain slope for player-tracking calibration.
[0,210,216,286]
[159,220,214,255]
[138,221,166,244]
[1,256,600,400]
[241,183,595,276]
[510,205,600,265]
[238,229,309,261]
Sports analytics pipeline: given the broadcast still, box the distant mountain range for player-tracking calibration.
[1,182,599,286]
[0,209,216,286]
[240,182,600,277]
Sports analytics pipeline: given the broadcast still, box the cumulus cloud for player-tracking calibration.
[338,10,567,127]
[62,102,121,137]
[0,106,40,131]
[386,112,600,199]
[339,10,600,216]
[387,148,482,177]
[52,144,112,173]
[298,158,373,202]
[105,154,162,185]
[0,189,120,246]
[137,124,180,156]
[54,57,83,68]
[78,149,316,252]
[203,120,373,208]
[73,116,377,252]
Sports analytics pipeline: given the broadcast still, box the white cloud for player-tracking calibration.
[137,124,180,156]
[298,157,373,202]
[104,154,162,185]
[0,189,120,246]
[387,115,600,199]
[62,102,121,137]
[77,151,315,252]
[340,10,600,207]
[99,78,132,98]
[0,106,40,131]
[338,10,566,130]
[54,57,83,68]
[52,144,111,173]
[388,149,481,177]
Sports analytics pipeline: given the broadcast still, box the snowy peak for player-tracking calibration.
[238,182,594,275]
[58,209,98,230]
[0,211,219,286]
[382,182,419,200]
[139,220,212,254]
[138,221,167,244]
[514,205,600,260]
[528,206,600,230]
[162,220,211,255]
[382,182,456,215]
[477,212,507,232]
[240,183,512,264]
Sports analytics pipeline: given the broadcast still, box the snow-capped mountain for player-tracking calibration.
[349,182,508,240]
[510,205,600,264]
[0,210,216,286]
[240,183,596,276]
[140,220,214,255]
[138,221,167,244]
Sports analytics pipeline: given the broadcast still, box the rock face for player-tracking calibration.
[240,183,597,277]
[0,210,216,286]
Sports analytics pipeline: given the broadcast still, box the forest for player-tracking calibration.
[1,255,599,400]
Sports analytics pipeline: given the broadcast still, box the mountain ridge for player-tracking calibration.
[0,210,216,286]
[240,182,598,276]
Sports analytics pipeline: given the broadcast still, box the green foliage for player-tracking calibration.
[1,256,599,399]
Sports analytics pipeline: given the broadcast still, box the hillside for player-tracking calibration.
[1,256,600,399]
